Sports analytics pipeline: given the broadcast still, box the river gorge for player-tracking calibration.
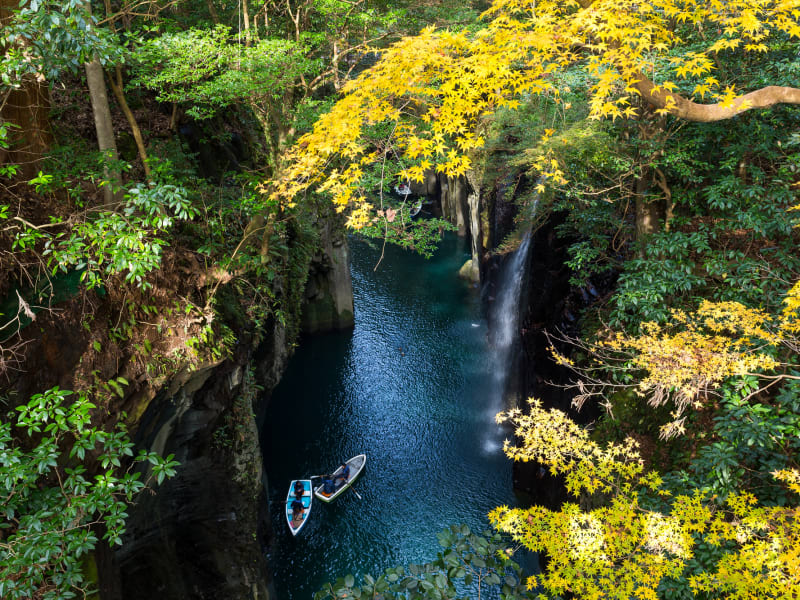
[262,232,530,597]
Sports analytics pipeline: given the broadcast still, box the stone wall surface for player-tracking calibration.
[301,216,355,334]
[111,356,279,600]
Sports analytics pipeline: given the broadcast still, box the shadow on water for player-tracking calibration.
[261,233,527,598]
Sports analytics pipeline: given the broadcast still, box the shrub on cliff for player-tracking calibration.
[0,387,177,599]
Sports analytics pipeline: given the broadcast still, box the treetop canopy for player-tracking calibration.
[271,0,800,227]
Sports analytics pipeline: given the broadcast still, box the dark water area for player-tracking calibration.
[262,233,520,599]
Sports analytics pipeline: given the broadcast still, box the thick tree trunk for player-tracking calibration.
[635,190,663,239]
[0,0,51,180]
[633,119,666,248]
[0,82,52,180]
[634,174,664,258]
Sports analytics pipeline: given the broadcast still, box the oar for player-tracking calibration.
[351,486,362,500]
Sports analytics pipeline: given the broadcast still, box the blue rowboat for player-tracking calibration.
[286,479,312,535]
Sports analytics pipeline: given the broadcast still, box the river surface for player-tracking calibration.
[262,233,518,598]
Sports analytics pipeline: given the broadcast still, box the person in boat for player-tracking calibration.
[321,474,335,495]
[293,480,305,499]
[290,498,304,522]
[333,462,350,489]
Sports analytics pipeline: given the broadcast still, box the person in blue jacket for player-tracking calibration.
[334,462,350,489]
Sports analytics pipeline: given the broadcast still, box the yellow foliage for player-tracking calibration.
[782,280,800,333]
[575,291,800,438]
[491,399,800,599]
[497,399,644,495]
[774,469,800,495]
[271,0,800,224]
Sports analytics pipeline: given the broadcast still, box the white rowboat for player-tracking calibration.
[314,454,366,502]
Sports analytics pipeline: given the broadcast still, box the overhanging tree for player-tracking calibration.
[0,387,178,599]
[272,0,800,234]
[278,2,800,598]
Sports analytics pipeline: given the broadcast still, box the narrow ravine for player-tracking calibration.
[261,233,527,598]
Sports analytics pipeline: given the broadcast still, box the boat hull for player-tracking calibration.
[286,479,312,535]
[314,454,366,503]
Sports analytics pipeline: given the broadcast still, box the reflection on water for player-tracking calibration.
[261,234,517,598]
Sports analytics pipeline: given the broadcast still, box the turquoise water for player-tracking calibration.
[262,234,517,598]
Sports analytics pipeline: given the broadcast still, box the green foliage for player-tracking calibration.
[315,525,533,600]
[1,0,123,86]
[358,216,456,258]
[608,106,800,329]
[0,387,177,599]
[132,27,315,120]
[40,182,197,289]
[663,376,800,506]
[482,73,630,283]
[37,140,131,206]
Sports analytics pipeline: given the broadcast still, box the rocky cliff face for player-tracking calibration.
[300,214,355,334]
[450,169,597,509]
[106,221,355,599]
[109,351,283,600]
[430,173,485,283]
[0,207,355,599]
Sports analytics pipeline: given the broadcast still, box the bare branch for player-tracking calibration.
[633,70,800,123]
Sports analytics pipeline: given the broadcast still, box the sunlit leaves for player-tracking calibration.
[274,0,800,226]
[490,397,800,600]
[0,0,124,84]
[496,399,645,495]
[132,27,314,120]
[40,182,196,290]
[563,284,800,439]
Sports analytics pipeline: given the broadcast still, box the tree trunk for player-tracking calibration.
[85,57,121,206]
[0,82,52,180]
[242,0,251,46]
[0,0,52,180]
[83,1,121,206]
[332,40,341,90]
[205,0,220,23]
[633,119,667,249]
[108,66,151,179]
[634,174,664,257]
[653,166,673,232]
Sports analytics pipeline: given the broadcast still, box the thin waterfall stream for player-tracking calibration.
[488,232,532,412]
[261,232,533,598]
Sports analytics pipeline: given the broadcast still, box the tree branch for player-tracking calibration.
[633,70,800,122]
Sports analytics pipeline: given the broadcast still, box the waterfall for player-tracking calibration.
[490,233,532,389]
[482,230,534,452]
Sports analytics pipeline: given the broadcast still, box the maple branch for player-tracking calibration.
[632,70,800,122]
[304,31,394,92]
